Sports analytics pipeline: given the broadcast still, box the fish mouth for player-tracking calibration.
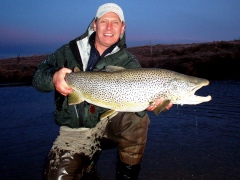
[190,79,211,104]
[184,94,212,105]
[192,79,210,93]
[201,79,210,86]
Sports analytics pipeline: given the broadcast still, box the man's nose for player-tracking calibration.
[106,22,113,30]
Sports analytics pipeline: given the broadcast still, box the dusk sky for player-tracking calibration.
[1,0,240,58]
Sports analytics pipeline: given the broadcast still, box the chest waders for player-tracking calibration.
[43,112,149,179]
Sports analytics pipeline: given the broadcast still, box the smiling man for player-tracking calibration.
[33,3,171,179]
[93,12,125,54]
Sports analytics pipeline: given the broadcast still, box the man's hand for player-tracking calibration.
[53,68,73,96]
[147,97,173,112]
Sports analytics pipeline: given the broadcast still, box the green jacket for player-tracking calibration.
[32,19,146,128]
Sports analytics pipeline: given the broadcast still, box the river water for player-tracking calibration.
[0,80,239,179]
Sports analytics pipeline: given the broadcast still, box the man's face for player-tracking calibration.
[93,12,125,51]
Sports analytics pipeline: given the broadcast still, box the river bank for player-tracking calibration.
[0,40,240,85]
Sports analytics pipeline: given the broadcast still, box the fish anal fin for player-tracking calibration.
[100,110,119,121]
[68,91,84,105]
[153,100,171,116]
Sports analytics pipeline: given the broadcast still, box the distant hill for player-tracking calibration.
[0,40,239,85]
[128,40,240,80]
[0,55,48,85]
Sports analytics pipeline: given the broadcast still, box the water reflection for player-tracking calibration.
[0,80,239,179]
[142,80,240,179]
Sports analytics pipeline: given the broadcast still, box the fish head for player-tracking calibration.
[170,75,212,105]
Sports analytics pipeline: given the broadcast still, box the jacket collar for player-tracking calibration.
[71,18,126,71]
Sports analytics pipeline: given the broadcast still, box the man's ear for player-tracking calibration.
[121,23,126,34]
[93,21,97,31]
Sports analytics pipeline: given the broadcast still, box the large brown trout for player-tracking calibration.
[65,66,211,116]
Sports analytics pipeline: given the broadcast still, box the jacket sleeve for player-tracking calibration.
[32,45,69,92]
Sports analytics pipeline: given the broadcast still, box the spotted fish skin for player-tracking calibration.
[65,67,211,113]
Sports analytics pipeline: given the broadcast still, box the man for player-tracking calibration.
[33,3,172,179]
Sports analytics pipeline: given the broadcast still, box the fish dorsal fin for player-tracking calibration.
[100,110,119,121]
[104,65,126,72]
[68,91,84,105]
[153,100,171,116]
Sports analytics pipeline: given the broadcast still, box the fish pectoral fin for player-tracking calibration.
[100,110,119,121]
[68,91,84,105]
[104,65,126,72]
[153,100,171,116]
